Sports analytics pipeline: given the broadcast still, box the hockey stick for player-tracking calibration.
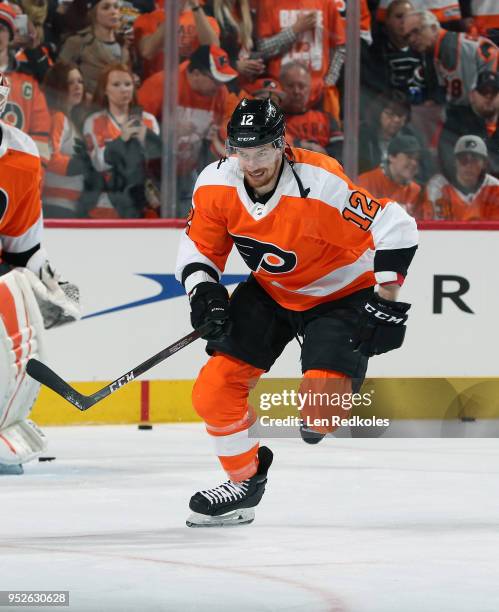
[26,323,213,411]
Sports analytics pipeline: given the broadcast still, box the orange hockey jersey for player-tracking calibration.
[358,166,422,219]
[176,148,418,311]
[43,111,84,214]
[2,71,50,165]
[423,172,499,220]
[0,121,43,259]
[256,0,346,107]
[83,109,159,173]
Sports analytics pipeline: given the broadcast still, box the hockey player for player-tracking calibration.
[175,98,418,527]
[0,74,81,475]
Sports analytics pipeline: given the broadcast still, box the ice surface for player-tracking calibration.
[1,424,499,612]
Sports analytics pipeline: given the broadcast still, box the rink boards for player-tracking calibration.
[31,221,499,425]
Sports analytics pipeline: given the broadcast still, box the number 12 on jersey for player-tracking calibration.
[343,191,381,231]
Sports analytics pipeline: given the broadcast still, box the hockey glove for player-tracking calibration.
[189,282,230,341]
[354,293,410,357]
[24,262,81,329]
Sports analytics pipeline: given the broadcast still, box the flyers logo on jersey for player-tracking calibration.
[231,234,297,274]
[3,103,25,129]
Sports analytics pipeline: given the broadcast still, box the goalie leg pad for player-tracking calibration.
[0,419,47,465]
[0,270,45,429]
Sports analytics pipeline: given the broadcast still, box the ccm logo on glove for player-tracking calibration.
[364,302,407,324]
[354,294,410,357]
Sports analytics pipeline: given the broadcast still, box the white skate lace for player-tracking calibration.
[200,480,250,505]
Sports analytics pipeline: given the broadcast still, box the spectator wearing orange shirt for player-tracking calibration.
[279,60,343,159]
[254,0,346,109]
[424,135,499,219]
[359,135,423,218]
[138,45,238,214]
[134,0,220,79]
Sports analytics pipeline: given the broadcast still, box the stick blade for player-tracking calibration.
[26,358,91,411]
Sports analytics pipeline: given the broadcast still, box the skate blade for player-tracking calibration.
[186,508,255,528]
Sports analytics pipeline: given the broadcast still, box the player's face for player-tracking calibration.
[236,144,282,191]
[389,152,419,183]
[67,69,84,108]
[470,88,499,120]
[95,0,121,30]
[403,15,435,53]
[105,70,134,107]
[280,67,311,113]
[380,106,407,137]
[386,2,412,39]
[455,153,486,188]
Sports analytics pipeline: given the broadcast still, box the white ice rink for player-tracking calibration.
[2,424,499,612]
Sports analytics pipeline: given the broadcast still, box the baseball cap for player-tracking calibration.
[189,45,238,83]
[244,78,286,101]
[0,4,16,40]
[473,71,499,94]
[388,134,422,156]
[454,135,488,158]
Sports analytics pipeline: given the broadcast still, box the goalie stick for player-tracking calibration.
[26,323,213,411]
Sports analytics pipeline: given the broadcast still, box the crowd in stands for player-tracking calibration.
[0,0,497,220]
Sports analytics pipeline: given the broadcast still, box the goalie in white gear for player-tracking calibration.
[0,73,81,474]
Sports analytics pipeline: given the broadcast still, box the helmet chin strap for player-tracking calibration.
[284,146,310,199]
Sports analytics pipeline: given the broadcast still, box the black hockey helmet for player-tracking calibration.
[227,98,285,149]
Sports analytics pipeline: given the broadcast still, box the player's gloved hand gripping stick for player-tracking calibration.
[189,281,231,340]
[354,293,411,357]
[26,322,214,411]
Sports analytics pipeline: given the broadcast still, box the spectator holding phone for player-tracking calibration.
[42,61,102,218]
[205,0,263,80]
[59,0,131,95]
[12,6,54,84]
[83,63,161,218]
[0,4,51,164]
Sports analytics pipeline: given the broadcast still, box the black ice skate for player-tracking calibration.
[186,446,273,527]
[299,423,326,445]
